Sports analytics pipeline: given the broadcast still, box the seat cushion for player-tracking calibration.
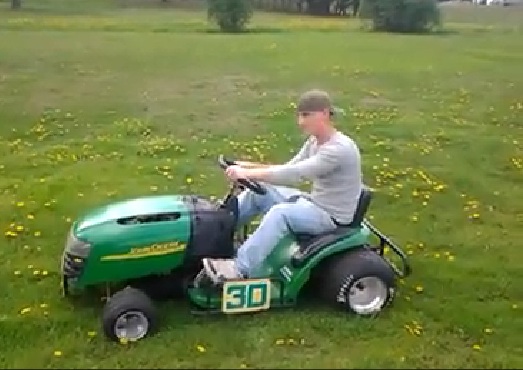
[295,227,352,250]
[291,227,358,268]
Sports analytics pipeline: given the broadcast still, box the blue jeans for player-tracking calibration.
[234,184,337,277]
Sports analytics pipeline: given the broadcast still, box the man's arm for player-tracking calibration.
[241,143,344,185]
[235,137,311,170]
[235,161,272,169]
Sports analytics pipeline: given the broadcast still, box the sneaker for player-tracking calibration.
[202,258,244,284]
[193,268,212,288]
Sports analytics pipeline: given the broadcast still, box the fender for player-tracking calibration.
[284,225,371,301]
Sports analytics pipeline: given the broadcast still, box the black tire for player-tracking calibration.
[320,247,396,315]
[102,286,158,342]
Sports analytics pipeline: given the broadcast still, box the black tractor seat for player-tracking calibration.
[291,186,373,268]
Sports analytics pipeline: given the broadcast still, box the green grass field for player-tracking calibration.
[0,0,522,368]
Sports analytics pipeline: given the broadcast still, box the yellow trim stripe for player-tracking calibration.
[100,245,185,261]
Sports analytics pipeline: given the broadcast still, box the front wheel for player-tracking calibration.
[320,247,396,315]
[102,286,158,342]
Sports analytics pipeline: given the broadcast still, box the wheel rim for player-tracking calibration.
[348,276,389,315]
[114,310,149,341]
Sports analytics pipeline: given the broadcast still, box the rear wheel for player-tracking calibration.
[320,247,396,315]
[102,287,158,342]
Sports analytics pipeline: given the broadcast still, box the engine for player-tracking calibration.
[117,213,182,225]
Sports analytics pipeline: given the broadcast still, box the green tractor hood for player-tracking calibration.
[75,195,190,234]
[65,195,194,287]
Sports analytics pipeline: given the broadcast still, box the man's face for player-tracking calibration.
[297,110,328,135]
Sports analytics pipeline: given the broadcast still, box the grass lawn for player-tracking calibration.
[0,0,522,368]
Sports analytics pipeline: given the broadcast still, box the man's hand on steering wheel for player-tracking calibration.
[218,155,267,195]
[224,165,249,181]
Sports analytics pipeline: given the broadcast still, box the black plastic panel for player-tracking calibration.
[183,196,236,269]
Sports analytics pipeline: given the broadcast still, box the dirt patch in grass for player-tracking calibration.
[141,73,268,134]
[359,96,398,108]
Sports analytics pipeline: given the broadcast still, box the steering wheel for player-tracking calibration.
[218,155,267,195]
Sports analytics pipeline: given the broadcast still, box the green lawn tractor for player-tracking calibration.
[60,155,412,343]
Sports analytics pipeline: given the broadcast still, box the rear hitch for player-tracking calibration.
[363,219,412,278]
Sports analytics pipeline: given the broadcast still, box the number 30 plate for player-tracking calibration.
[222,278,271,314]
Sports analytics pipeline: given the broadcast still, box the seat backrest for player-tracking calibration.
[349,185,373,227]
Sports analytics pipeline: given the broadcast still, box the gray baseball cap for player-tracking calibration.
[297,89,345,116]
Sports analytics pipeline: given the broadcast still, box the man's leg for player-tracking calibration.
[235,184,303,228]
[203,198,337,282]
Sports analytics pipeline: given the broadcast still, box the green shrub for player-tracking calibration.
[360,0,441,33]
[207,0,253,32]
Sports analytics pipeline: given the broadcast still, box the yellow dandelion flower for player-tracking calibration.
[20,307,31,315]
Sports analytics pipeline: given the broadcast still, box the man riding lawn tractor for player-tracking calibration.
[60,89,412,342]
[201,89,363,283]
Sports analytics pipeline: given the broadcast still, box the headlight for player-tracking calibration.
[65,228,91,258]
[62,228,91,278]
